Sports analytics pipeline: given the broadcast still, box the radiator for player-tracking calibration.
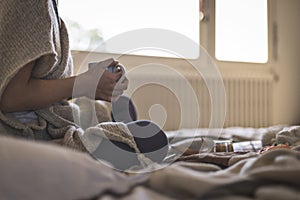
[222,74,274,128]
[125,68,274,131]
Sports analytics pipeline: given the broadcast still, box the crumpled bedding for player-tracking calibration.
[100,125,300,200]
[146,149,300,200]
[1,125,300,200]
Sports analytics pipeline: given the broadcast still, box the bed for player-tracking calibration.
[0,124,300,200]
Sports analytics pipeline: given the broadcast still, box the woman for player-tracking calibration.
[0,0,127,139]
[0,0,168,170]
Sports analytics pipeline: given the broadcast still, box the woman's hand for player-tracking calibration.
[75,58,128,102]
[94,69,129,102]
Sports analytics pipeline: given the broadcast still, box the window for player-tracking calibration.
[215,0,268,63]
[59,0,199,59]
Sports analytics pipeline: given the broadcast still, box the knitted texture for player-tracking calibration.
[74,97,112,130]
[0,1,149,169]
[0,0,74,139]
[83,122,154,168]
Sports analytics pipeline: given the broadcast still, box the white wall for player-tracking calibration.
[272,0,300,125]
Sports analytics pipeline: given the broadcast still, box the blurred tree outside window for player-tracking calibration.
[59,0,199,58]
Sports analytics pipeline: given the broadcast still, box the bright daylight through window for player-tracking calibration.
[215,0,268,63]
[59,0,199,59]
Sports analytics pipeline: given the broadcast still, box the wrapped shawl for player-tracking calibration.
[0,0,77,140]
[0,0,150,168]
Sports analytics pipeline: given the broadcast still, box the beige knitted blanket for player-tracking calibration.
[0,0,74,139]
[0,0,149,169]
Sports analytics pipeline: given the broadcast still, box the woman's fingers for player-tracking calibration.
[87,58,128,102]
